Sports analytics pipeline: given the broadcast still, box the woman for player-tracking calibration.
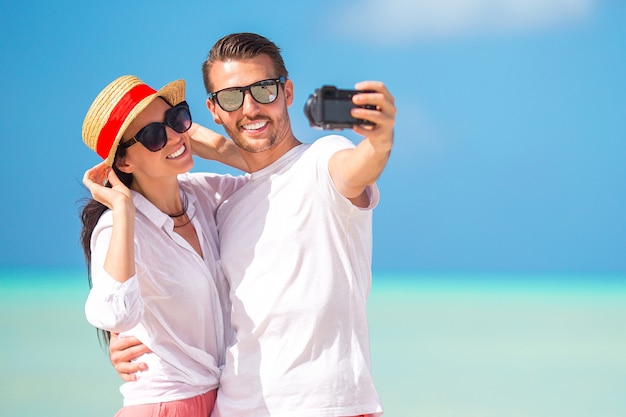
[80,75,247,416]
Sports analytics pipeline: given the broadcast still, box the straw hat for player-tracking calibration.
[82,75,186,166]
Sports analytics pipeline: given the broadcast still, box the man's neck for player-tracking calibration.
[243,135,302,172]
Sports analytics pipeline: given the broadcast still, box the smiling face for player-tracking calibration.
[117,97,194,184]
[206,54,298,170]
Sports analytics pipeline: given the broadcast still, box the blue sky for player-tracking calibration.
[1,0,624,274]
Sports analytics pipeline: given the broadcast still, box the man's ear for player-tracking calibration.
[284,79,294,107]
[206,99,222,125]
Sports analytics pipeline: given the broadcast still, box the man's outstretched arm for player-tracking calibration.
[328,81,396,207]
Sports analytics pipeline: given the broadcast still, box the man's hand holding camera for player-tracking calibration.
[304,80,395,147]
[350,81,395,151]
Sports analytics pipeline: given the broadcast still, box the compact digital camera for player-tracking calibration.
[304,86,376,130]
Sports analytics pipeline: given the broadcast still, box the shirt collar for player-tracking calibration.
[131,186,198,230]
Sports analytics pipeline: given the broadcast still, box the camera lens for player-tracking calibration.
[304,94,320,127]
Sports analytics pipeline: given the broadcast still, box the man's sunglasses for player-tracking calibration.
[121,101,192,152]
[208,76,286,112]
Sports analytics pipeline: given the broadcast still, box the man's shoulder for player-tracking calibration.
[312,134,352,146]
[306,134,354,154]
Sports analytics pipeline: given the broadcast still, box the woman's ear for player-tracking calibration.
[115,156,134,174]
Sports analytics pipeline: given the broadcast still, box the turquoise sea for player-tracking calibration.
[1,269,625,417]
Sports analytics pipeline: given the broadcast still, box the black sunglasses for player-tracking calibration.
[121,101,192,152]
[208,77,286,112]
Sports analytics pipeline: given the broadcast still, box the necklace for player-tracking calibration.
[173,214,193,228]
[167,191,188,218]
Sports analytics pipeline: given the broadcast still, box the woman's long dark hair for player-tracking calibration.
[80,145,133,347]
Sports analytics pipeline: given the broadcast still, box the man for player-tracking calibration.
[110,32,396,417]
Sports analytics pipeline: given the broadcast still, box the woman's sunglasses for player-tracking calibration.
[208,77,286,112]
[121,101,192,152]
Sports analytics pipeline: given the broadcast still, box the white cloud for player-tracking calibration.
[331,0,596,43]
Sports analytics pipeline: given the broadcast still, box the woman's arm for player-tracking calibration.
[83,162,136,282]
[83,163,143,332]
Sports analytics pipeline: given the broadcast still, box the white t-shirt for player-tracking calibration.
[214,135,383,417]
[85,172,247,406]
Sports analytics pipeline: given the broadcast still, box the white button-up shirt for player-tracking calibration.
[85,172,247,406]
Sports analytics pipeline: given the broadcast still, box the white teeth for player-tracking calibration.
[243,121,267,131]
[167,144,185,159]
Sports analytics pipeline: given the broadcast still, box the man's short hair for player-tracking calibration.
[202,32,289,94]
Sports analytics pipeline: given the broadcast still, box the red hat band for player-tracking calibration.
[96,83,157,160]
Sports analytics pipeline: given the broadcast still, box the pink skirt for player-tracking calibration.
[114,389,217,417]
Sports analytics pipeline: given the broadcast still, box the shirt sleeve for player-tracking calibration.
[84,211,144,332]
[313,135,380,212]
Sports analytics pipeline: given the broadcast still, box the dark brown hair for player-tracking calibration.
[201,32,289,94]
